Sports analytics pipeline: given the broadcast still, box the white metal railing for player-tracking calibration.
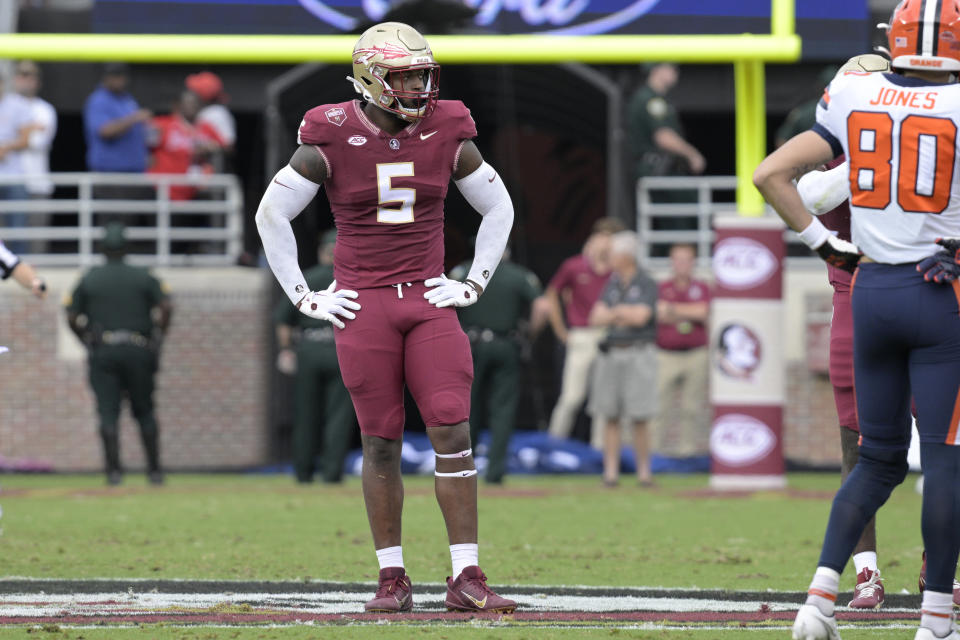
[0,172,244,267]
[636,175,816,269]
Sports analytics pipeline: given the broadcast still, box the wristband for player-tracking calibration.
[798,217,831,250]
[465,279,484,296]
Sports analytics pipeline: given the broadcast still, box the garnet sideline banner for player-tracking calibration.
[709,216,786,490]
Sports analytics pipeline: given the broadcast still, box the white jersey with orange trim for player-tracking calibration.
[814,70,960,264]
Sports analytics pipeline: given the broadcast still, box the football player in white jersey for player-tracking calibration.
[754,2,960,638]
[0,239,45,298]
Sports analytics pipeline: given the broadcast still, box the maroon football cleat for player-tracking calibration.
[848,567,884,609]
[445,565,517,613]
[365,567,413,613]
[918,551,960,607]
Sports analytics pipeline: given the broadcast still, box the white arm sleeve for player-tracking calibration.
[255,164,320,304]
[797,161,849,215]
[454,161,514,291]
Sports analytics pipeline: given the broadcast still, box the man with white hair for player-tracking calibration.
[587,230,659,487]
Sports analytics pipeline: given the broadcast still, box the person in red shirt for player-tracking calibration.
[544,217,623,443]
[650,243,710,458]
[254,22,516,614]
[147,90,218,201]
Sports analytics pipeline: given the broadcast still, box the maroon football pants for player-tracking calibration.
[334,282,473,440]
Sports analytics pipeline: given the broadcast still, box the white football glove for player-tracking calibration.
[295,280,360,329]
[423,274,479,309]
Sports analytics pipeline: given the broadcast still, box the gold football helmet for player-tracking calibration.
[348,22,440,121]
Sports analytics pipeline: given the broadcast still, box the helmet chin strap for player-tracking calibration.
[346,76,374,104]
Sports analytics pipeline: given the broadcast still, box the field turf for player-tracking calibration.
[0,472,929,638]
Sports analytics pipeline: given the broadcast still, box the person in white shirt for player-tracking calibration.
[13,60,56,199]
[0,70,35,254]
[14,60,57,254]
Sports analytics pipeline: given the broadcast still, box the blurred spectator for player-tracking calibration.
[14,60,57,254]
[83,63,151,174]
[451,246,544,484]
[544,217,623,444]
[14,61,56,198]
[0,237,46,298]
[147,90,218,201]
[650,243,711,458]
[273,229,355,484]
[587,231,658,487]
[0,70,36,254]
[627,63,705,210]
[65,222,172,486]
[774,65,838,148]
[185,71,235,172]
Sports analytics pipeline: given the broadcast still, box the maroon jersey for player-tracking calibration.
[818,155,853,291]
[656,278,711,350]
[298,99,477,289]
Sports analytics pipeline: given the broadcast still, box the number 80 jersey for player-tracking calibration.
[814,71,960,263]
[298,99,477,289]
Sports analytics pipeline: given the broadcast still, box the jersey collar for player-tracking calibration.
[353,100,423,137]
[883,71,955,88]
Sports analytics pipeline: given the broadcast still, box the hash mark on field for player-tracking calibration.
[0,580,922,629]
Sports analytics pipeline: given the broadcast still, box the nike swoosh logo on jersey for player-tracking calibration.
[273,177,293,190]
[420,131,438,140]
[487,174,496,183]
[461,591,487,608]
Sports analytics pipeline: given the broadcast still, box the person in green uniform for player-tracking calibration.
[451,248,544,484]
[274,229,355,484]
[626,63,705,190]
[65,222,172,486]
[774,65,839,148]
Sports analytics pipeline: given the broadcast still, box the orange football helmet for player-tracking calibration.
[884,0,960,71]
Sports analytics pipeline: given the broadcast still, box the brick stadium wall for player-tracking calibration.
[0,267,273,472]
[1,264,842,472]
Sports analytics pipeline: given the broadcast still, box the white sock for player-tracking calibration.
[375,546,404,570]
[921,590,954,638]
[450,543,479,578]
[805,566,840,616]
[853,551,878,575]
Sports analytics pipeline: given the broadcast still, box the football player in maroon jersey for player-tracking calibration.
[255,22,517,614]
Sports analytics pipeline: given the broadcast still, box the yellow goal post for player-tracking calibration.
[0,0,799,214]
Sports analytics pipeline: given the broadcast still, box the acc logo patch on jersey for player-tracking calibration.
[325,107,347,127]
[348,135,367,146]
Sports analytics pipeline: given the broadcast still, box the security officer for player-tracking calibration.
[451,249,543,484]
[626,63,705,187]
[65,222,172,486]
[274,229,355,484]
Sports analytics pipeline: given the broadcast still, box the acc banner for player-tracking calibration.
[87,0,868,55]
[709,216,786,490]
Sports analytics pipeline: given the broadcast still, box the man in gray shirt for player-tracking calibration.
[587,230,659,487]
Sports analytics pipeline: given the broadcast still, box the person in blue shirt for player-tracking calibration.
[83,63,151,174]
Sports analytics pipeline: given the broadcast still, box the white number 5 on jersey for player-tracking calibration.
[377,162,415,224]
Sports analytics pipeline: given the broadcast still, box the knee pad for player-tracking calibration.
[858,445,910,488]
[424,390,469,427]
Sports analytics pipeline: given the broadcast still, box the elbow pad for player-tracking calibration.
[454,162,514,290]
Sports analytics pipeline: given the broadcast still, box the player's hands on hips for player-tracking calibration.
[917,237,960,283]
[295,280,360,329]
[816,235,861,274]
[424,274,479,308]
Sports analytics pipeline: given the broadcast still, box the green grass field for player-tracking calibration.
[0,471,929,639]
